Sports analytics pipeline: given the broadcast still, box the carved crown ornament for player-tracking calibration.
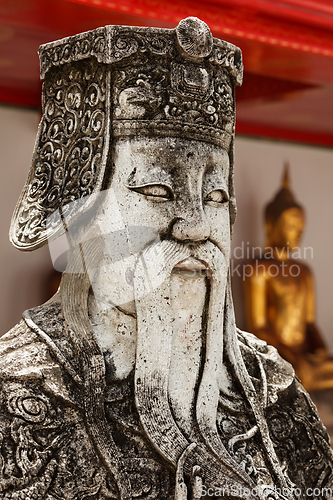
[10,17,243,251]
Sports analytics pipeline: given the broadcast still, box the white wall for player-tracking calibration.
[0,105,332,354]
[232,136,333,353]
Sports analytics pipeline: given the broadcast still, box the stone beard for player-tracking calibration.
[1,16,333,500]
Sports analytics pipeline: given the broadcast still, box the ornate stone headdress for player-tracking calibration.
[10,17,243,250]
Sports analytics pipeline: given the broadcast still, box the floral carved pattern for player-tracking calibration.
[267,397,333,496]
[111,30,174,61]
[12,60,110,249]
[0,383,119,500]
[112,56,234,147]
[0,387,61,499]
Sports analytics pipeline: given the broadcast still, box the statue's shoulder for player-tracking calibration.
[0,303,118,499]
[0,317,57,382]
[266,378,333,492]
[0,317,39,364]
[237,329,333,490]
[0,298,81,404]
[237,328,296,401]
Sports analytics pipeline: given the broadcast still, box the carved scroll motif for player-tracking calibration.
[209,45,243,85]
[267,400,333,495]
[12,60,109,248]
[38,26,242,85]
[39,28,175,79]
[112,57,234,148]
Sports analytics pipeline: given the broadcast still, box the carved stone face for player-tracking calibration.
[106,136,230,257]
[86,136,231,309]
[88,136,231,307]
[110,137,230,248]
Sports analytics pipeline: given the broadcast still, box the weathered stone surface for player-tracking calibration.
[1,16,332,500]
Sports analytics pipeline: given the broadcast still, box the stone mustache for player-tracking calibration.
[0,16,332,500]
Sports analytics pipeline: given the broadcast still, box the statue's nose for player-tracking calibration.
[171,208,210,243]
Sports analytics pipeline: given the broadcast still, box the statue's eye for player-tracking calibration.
[131,184,173,202]
[204,190,229,205]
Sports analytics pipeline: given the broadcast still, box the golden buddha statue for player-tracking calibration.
[243,164,333,391]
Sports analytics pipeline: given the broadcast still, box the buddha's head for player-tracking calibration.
[265,165,305,250]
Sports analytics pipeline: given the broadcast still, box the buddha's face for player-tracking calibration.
[269,207,305,250]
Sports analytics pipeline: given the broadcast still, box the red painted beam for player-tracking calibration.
[236,121,333,148]
[0,85,41,109]
[63,0,333,57]
[205,0,333,30]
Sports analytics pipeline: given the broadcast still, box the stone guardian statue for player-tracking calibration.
[1,17,332,500]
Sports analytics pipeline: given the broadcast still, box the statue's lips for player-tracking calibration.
[172,257,209,278]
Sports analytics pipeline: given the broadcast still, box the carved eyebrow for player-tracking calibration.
[127,167,173,188]
[202,167,229,198]
[126,181,174,193]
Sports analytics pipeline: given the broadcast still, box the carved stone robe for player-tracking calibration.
[0,298,332,500]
